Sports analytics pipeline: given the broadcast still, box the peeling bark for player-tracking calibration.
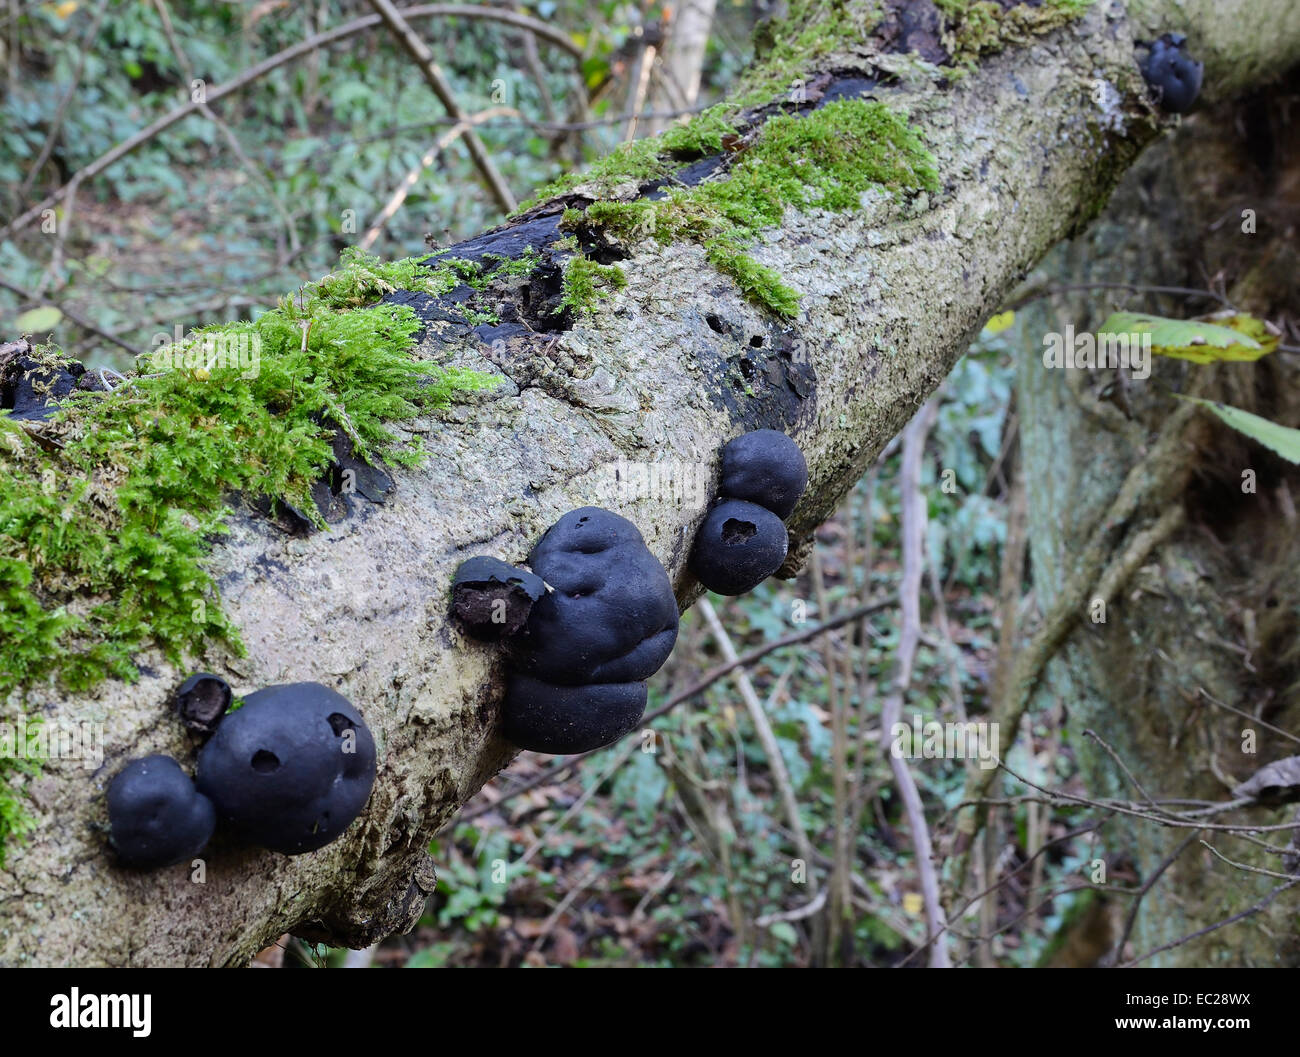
[3,0,1299,966]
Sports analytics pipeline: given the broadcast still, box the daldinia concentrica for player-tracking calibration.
[451,555,546,640]
[691,499,790,597]
[1139,32,1204,114]
[107,755,216,869]
[719,429,809,520]
[196,682,377,854]
[452,507,680,755]
[174,672,233,736]
[503,676,649,756]
[509,507,679,685]
[691,429,808,596]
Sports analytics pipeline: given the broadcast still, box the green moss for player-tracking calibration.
[558,256,628,315]
[706,244,802,318]
[736,0,882,107]
[566,99,938,318]
[935,0,1091,66]
[0,248,501,865]
[513,136,674,215]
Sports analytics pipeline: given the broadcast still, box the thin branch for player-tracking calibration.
[451,597,892,826]
[0,276,144,357]
[881,398,951,967]
[1,4,576,240]
[698,597,819,890]
[1121,878,1300,967]
[1111,828,1201,964]
[365,0,516,214]
[358,106,519,251]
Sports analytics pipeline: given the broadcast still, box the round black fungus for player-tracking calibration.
[174,672,233,735]
[1139,33,1203,114]
[107,755,216,869]
[719,429,808,520]
[196,682,376,855]
[503,674,648,755]
[690,499,789,596]
[509,507,679,685]
[451,555,546,641]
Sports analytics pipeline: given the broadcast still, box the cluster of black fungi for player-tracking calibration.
[453,428,808,756]
[107,429,807,865]
[107,676,376,869]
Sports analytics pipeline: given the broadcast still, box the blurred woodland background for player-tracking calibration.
[4,1,1298,968]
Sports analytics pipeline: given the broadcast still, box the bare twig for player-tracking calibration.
[881,398,950,967]
[1,4,574,239]
[1111,828,1201,964]
[1121,878,1300,967]
[365,0,516,214]
[698,598,819,888]
[0,275,144,357]
[358,106,519,251]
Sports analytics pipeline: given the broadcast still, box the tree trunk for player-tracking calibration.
[3,0,1299,966]
[1012,69,1300,966]
[645,0,718,136]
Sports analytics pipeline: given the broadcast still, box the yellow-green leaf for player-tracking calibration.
[983,310,1015,335]
[1098,311,1275,364]
[1179,396,1300,464]
[14,306,63,334]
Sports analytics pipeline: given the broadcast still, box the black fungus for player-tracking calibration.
[452,507,679,755]
[451,555,546,641]
[508,507,679,685]
[1139,33,1204,114]
[196,682,376,855]
[3,355,85,421]
[503,674,648,755]
[719,428,809,520]
[174,672,233,736]
[690,498,789,596]
[107,755,216,869]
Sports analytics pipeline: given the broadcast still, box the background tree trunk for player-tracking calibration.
[3,0,1299,966]
[1012,70,1300,966]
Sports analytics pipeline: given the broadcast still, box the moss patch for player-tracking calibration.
[566,99,938,318]
[738,0,883,107]
[0,248,498,865]
[557,257,628,315]
[935,0,1091,66]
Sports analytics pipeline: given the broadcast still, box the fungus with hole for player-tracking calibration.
[690,429,807,595]
[195,682,376,854]
[690,498,789,595]
[107,755,216,869]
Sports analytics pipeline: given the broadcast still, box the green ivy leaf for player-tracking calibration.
[1098,311,1276,363]
[14,306,63,334]
[1179,396,1300,464]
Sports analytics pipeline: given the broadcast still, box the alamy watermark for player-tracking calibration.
[1042,324,1151,380]
[148,324,261,378]
[0,713,103,770]
[590,458,710,508]
[890,714,1000,770]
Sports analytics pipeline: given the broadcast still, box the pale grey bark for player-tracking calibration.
[3,0,1299,966]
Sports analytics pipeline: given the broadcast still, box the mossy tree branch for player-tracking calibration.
[3,0,1299,965]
